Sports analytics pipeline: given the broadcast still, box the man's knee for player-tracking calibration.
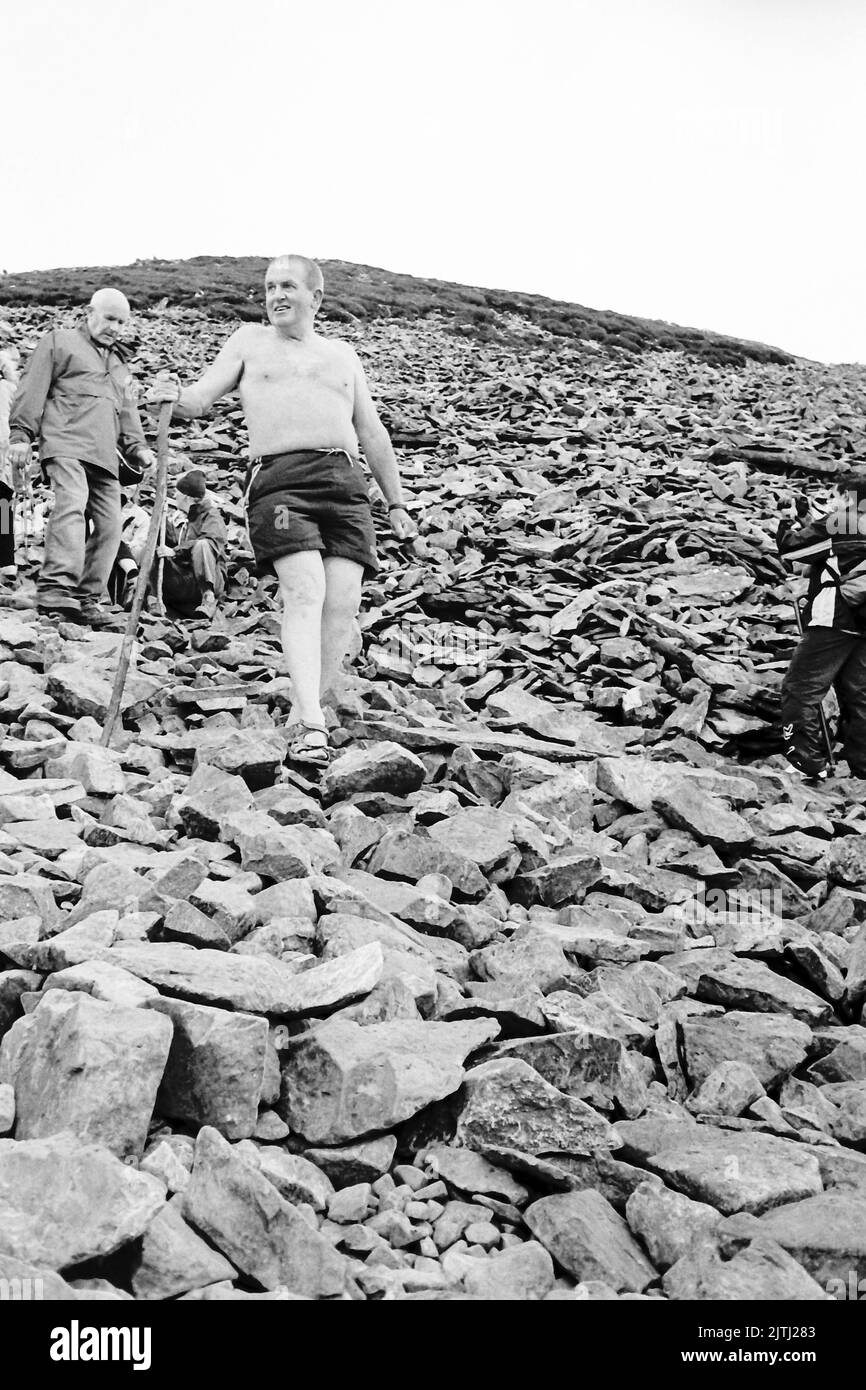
[322,563,363,621]
[322,587,362,623]
[278,566,326,608]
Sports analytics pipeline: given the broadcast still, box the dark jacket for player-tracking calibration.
[9,325,149,476]
[167,496,228,577]
[778,510,866,633]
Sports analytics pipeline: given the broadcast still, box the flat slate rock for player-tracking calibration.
[109,940,383,1017]
[678,1011,813,1090]
[662,1236,829,1301]
[642,1129,824,1215]
[747,1193,866,1283]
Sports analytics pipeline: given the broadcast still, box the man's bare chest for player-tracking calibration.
[242,344,353,398]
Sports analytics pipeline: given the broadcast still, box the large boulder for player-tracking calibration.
[525,1189,657,1292]
[280,1017,499,1144]
[149,997,269,1141]
[0,990,172,1159]
[320,742,426,804]
[454,1057,617,1157]
[0,1131,165,1268]
[181,1126,353,1297]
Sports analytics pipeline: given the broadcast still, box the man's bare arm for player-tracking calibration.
[149,329,246,418]
[350,352,406,507]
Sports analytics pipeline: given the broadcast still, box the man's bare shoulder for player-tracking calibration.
[225,323,270,357]
[319,337,367,381]
[314,333,360,362]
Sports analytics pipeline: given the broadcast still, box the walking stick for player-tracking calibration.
[22,481,34,560]
[100,402,172,747]
[154,507,167,618]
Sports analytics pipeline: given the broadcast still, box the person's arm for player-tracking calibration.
[8,332,55,447]
[350,350,415,535]
[147,329,246,419]
[193,508,228,551]
[118,381,153,466]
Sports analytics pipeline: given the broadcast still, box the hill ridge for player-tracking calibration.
[0,253,793,369]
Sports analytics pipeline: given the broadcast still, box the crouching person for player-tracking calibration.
[156,470,227,620]
[777,471,866,782]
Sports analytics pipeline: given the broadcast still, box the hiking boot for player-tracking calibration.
[783,744,829,782]
[79,603,125,631]
[37,602,84,624]
[194,589,217,621]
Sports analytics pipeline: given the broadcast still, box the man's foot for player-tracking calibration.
[194,589,217,621]
[37,602,84,624]
[79,603,125,631]
[285,722,330,767]
[783,743,830,782]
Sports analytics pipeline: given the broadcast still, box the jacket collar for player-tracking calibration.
[79,322,126,362]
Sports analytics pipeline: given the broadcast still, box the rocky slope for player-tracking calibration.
[1,282,866,1301]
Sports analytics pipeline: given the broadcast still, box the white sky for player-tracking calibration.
[2,0,865,363]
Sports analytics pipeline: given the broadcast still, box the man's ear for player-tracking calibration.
[312,288,323,312]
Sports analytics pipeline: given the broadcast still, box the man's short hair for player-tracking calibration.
[267,255,324,295]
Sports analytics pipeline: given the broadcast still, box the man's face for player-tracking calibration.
[174,492,193,515]
[265,262,321,331]
[87,301,129,347]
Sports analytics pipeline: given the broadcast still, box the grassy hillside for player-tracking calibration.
[0,254,793,369]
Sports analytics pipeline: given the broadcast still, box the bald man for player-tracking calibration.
[8,289,155,625]
[148,254,415,765]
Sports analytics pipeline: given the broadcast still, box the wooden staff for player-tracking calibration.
[154,507,167,618]
[100,402,172,748]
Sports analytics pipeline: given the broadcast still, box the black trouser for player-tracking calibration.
[152,541,222,616]
[781,626,866,771]
[0,480,15,569]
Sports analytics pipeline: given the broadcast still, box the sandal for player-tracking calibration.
[285,721,331,767]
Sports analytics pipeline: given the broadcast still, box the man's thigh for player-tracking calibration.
[783,628,856,698]
[46,457,89,511]
[836,637,866,700]
[274,550,327,605]
[84,465,121,530]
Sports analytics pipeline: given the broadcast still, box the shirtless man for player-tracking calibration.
[148,255,415,763]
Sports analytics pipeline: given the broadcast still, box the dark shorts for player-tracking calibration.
[245,448,379,579]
